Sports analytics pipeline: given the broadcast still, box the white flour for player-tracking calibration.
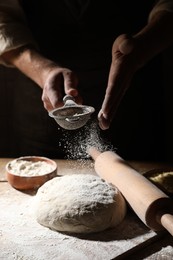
[7,159,55,176]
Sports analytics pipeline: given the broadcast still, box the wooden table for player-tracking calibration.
[0,158,173,260]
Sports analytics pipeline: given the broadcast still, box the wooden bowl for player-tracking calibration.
[6,156,57,191]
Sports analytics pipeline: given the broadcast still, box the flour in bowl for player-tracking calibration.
[8,159,55,177]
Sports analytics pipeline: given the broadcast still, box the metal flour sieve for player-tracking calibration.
[49,95,95,130]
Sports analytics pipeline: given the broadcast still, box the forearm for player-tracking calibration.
[133,11,173,67]
[1,46,58,88]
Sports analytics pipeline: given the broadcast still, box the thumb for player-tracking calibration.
[119,35,134,55]
[113,34,134,55]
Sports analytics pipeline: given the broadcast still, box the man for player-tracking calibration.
[0,1,173,159]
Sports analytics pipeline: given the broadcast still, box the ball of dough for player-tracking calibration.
[33,174,126,234]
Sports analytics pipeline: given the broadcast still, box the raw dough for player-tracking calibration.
[33,174,126,234]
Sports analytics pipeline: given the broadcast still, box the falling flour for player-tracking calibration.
[59,120,115,160]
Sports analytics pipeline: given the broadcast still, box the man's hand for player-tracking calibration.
[98,34,138,130]
[98,11,173,130]
[1,46,82,111]
[42,67,81,111]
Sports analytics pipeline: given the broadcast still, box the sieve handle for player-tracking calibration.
[63,95,77,107]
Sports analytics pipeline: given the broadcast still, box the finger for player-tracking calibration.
[42,94,54,111]
[102,63,123,115]
[113,34,134,55]
[120,37,134,55]
[64,70,83,104]
[42,73,65,108]
[48,88,64,107]
[98,109,110,130]
[99,61,131,129]
[42,89,64,110]
[64,71,78,95]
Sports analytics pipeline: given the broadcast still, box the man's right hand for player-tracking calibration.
[1,46,82,111]
[41,66,81,111]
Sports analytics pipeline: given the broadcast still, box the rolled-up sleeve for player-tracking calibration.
[0,0,36,65]
[0,0,173,66]
[149,0,173,21]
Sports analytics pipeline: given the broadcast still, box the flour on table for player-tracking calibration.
[33,174,126,234]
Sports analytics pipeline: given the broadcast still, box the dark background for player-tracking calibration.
[1,1,173,162]
[0,46,173,162]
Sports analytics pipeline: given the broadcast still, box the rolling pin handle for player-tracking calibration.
[160,213,173,236]
[88,147,101,160]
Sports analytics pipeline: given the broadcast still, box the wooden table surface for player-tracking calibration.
[0,158,173,260]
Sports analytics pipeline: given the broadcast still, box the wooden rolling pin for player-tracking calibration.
[88,147,173,236]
